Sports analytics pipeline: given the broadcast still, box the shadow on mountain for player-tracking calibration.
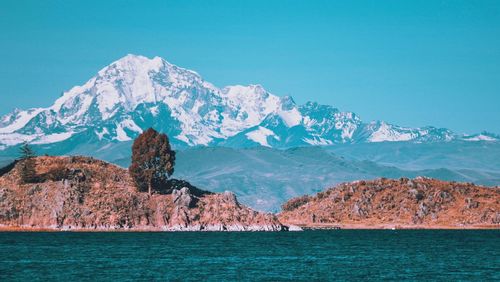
[0,160,18,177]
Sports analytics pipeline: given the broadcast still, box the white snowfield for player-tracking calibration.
[245,126,280,147]
[0,54,497,149]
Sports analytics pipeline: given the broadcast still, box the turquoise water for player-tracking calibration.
[0,230,498,281]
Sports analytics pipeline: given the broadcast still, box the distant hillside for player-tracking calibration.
[170,146,500,212]
[325,141,500,172]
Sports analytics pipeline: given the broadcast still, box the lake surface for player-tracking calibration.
[0,230,498,281]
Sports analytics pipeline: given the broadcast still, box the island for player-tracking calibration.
[279,177,499,229]
[0,156,284,231]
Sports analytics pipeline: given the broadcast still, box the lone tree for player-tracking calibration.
[19,142,37,183]
[129,128,176,195]
[19,142,36,159]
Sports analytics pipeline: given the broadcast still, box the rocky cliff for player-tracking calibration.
[0,156,284,231]
[279,177,499,229]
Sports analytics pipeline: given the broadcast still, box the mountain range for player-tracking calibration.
[0,54,498,151]
[0,54,499,212]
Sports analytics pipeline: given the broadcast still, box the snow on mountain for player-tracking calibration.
[462,132,499,142]
[0,108,44,134]
[245,126,280,147]
[362,121,454,143]
[0,54,496,151]
[367,122,414,142]
[220,84,280,132]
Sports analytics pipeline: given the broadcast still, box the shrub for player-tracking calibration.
[281,195,310,212]
[19,158,38,184]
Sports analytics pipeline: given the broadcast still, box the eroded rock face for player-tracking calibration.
[221,191,239,206]
[0,156,285,231]
[172,187,195,208]
[279,177,500,228]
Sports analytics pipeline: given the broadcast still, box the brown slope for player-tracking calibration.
[0,156,284,231]
[279,177,500,229]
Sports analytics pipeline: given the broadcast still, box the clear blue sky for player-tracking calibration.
[1,0,499,134]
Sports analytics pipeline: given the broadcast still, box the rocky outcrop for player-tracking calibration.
[279,177,500,229]
[0,156,284,231]
[1,157,498,231]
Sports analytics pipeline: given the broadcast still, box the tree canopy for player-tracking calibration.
[129,128,176,195]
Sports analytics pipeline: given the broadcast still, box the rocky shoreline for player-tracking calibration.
[0,157,285,232]
[0,224,286,232]
[287,223,499,230]
[0,157,498,231]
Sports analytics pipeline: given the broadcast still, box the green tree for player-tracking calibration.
[18,142,37,183]
[19,142,35,159]
[129,128,176,195]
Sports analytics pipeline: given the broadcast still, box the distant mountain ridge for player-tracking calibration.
[0,54,498,150]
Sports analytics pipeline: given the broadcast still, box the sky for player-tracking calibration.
[0,0,499,134]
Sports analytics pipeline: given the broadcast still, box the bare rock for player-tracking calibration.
[416,202,429,218]
[172,187,194,208]
[221,191,239,206]
[352,203,367,218]
[465,198,479,209]
[409,189,425,201]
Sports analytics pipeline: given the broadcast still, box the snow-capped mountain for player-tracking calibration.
[460,132,500,142]
[0,54,497,151]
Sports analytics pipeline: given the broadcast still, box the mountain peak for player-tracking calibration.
[117,53,157,62]
[102,54,203,82]
[0,54,496,149]
[101,54,165,75]
[113,53,168,65]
